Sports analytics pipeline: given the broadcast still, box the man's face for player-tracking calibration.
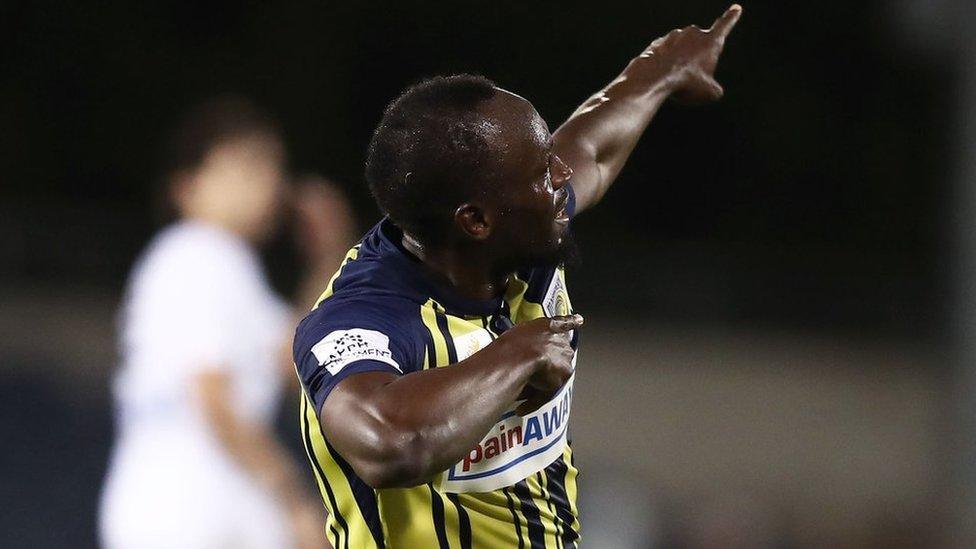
[182,134,286,242]
[481,90,576,269]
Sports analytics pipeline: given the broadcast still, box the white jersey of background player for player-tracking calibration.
[99,97,351,549]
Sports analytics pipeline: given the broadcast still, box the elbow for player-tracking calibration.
[351,427,438,489]
[358,460,429,490]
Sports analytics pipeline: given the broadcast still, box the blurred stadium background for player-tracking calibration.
[3,0,975,546]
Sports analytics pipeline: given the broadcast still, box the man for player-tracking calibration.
[101,98,351,549]
[293,6,742,548]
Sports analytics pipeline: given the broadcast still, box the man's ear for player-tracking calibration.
[454,203,491,241]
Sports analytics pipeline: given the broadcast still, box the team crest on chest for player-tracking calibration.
[543,270,572,317]
[452,327,494,361]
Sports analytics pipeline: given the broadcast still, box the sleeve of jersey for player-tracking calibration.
[294,299,417,411]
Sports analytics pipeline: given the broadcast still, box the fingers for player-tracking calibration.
[517,394,550,416]
[549,313,584,333]
[709,4,742,41]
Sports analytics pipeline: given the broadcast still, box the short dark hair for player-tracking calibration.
[155,95,281,221]
[163,95,281,180]
[365,74,500,245]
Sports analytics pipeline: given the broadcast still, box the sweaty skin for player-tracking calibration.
[321,5,742,489]
[557,4,742,214]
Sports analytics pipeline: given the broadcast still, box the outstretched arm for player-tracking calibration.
[554,4,742,215]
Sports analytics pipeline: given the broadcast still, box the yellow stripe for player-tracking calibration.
[303,392,381,549]
[562,446,581,536]
[510,488,534,548]
[420,300,448,368]
[313,245,361,310]
[375,487,442,547]
[299,391,346,547]
[442,494,461,549]
[538,471,564,549]
[505,275,546,323]
[525,473,559,549]
[445,491,525,548]
[421,301,448,492]
[446,314,485,339]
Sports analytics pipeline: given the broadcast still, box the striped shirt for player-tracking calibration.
[293,188,580,549]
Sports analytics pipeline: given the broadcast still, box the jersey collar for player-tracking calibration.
[377,219,504,318]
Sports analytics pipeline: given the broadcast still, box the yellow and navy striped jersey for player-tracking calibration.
[293,191,581,548]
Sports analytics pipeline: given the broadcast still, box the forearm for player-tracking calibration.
[219,420,309,505]
[324,343,536,488]
[196,371,310,506]
[554,54,676,213]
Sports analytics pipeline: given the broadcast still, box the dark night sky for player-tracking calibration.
[0,0,954,336]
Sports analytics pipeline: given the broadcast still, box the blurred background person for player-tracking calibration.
[97,97,353,549]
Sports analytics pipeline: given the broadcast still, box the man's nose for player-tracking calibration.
[552,155,573,188]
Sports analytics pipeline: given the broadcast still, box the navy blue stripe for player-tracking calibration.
[537,471,563,549]
[481,316,498,340]
[329,526,341,549]
[503,487,526,549]
[302,397,349,549]
[566,181,577,218]
[446,493,472,549]
[513,480,546,549]
[324,439,386,548]
[328,244,362,296]
[427,484,451,549]
[516,270,552,305]
[434,307,458,363]
[546,458,580,546]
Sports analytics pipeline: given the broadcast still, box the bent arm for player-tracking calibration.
[317,314,581,489]
[320,340,535,489]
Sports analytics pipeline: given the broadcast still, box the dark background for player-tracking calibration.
[0,1,962,546]
[1,0,952,335]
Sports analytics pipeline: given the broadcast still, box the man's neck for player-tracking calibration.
[402,232,509,302]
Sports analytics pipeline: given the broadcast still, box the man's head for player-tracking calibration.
[366,74,575,270]
[163,96,286,242]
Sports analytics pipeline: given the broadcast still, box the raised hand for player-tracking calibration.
[291,175,357,266]
[639,4,743,104]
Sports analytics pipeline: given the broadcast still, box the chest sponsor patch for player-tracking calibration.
[310,328,402,375]
[440,372,575,493]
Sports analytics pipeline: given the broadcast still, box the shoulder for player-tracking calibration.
[293,295,425,410]
[294,295,424,365]
[125,223,272,327]
[138,222,254,284]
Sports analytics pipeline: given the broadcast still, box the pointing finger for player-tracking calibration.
[709,4,742,41]
[549,314,584,332]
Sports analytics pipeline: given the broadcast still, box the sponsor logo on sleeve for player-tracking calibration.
[310,329,401,375]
